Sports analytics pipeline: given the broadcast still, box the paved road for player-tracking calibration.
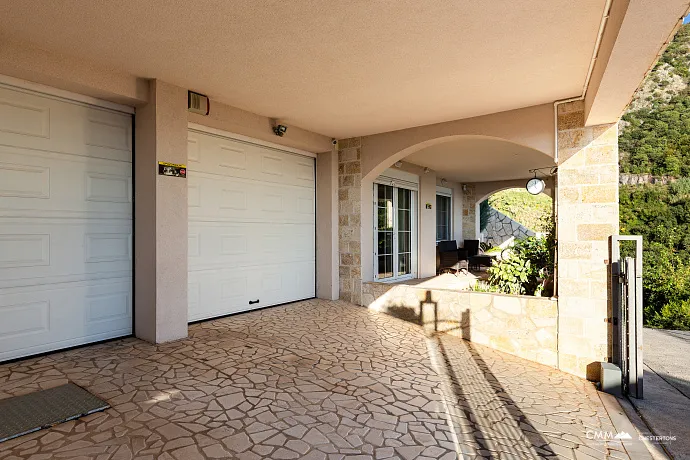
[631,328,690,459]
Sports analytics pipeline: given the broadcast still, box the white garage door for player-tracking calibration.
[0,82,133,361]
[187,128,315,322]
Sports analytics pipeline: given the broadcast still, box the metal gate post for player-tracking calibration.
[609,235,644,399]
[632,252,644,399]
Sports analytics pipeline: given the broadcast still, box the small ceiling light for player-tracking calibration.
[394,161,403,168]
[273,124,288,137]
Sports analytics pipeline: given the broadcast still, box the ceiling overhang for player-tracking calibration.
[584,0,690,126]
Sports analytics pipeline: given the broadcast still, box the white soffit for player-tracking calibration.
[0,0,607,138]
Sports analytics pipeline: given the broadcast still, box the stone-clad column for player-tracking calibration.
[556,100,619,378]
[337,138,362,304]
[461,184,477,239]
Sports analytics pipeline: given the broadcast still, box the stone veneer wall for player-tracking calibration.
[338,138,363,304]
[481,207,536,245]
[461,184,477,239]
[362,282,558,367]
[556,100,619,379]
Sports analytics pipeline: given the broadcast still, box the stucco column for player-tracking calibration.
[316,147,339,300]
[337,138,363,304]
[418,170,437,278]
[134,79,188,343]
[556,100,619,378]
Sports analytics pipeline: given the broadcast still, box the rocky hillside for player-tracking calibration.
[619,24,690,176]
[619,23,690,330]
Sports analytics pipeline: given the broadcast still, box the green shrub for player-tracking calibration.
[486,225,555,297]
[647,300,690,331]
[488,189,552,232]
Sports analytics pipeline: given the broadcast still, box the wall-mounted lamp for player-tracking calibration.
[440,178,447,186]
[423,167,430,174]
[462,184,468,192]
[394,161,403,168]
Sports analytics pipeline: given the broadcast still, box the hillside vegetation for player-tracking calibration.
[487,189,552,233]
[619,24,690,329]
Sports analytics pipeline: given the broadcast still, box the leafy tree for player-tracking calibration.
[618,24,690,329]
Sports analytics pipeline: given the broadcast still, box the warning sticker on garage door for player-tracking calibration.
[158,162,187,178]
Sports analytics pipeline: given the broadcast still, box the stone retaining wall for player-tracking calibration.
[362,281,558,367]
[481,207,535,245]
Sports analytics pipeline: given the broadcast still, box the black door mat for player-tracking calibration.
[0,383,109,443]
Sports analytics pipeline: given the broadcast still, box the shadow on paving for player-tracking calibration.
[385,290,557,458]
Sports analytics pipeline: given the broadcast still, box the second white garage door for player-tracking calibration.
[187,128,315,322]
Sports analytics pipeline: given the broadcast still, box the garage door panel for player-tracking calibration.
[0,146,131,218]
[188,129,315,321]
[0,219,131,287]
[0,279,131,361]
[188,222,314,269]
[0,83,132,361]
[189,133,314,188]
[188,173,313,224]
[0,87,132,163]
[188,260,314,322]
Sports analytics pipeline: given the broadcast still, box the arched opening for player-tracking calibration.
[359,134,555,285]
[477,187,553,250]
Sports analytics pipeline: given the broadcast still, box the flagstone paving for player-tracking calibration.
[0,300,630,459]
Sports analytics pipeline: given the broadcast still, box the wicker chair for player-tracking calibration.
[437,240,467,274]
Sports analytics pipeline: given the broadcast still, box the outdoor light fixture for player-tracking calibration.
[440,178,447,186]
[525,166,557,195]
[424,167,430,174]
[526,176,546,195]
[394,161,403,168]
[273,124,288,137]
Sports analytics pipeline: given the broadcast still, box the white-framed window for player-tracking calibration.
[374,180,418,281]
[436,186,453,242]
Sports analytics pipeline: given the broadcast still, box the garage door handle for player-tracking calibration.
[249,299,260,305]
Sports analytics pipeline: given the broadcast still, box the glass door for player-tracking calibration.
[375,183,415,280]
[397,188,412,277]
[376,184,394,279]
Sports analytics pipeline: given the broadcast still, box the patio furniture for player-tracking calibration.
[437,240,468,274]
[469,254,496,271]
[463,239,480,258]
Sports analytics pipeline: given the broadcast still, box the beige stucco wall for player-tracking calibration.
[316,148,339,300]
[359,103,555,180]
[418,168,438,278]
[0,38,148,106]
[556,100,619,379]
[134,80,189,343]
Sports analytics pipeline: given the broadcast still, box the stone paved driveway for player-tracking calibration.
[0,300,630,459]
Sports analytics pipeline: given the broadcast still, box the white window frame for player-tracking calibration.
[436,186,453,242]
[373,180,418,282]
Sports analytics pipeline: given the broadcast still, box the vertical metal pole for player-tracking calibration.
[626,257,637,397]
[633,243,644,399]
[621,260,629,394]
[610,236,621,367]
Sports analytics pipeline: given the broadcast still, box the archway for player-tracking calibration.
[358,135,556,285]
[477,187,553,249]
